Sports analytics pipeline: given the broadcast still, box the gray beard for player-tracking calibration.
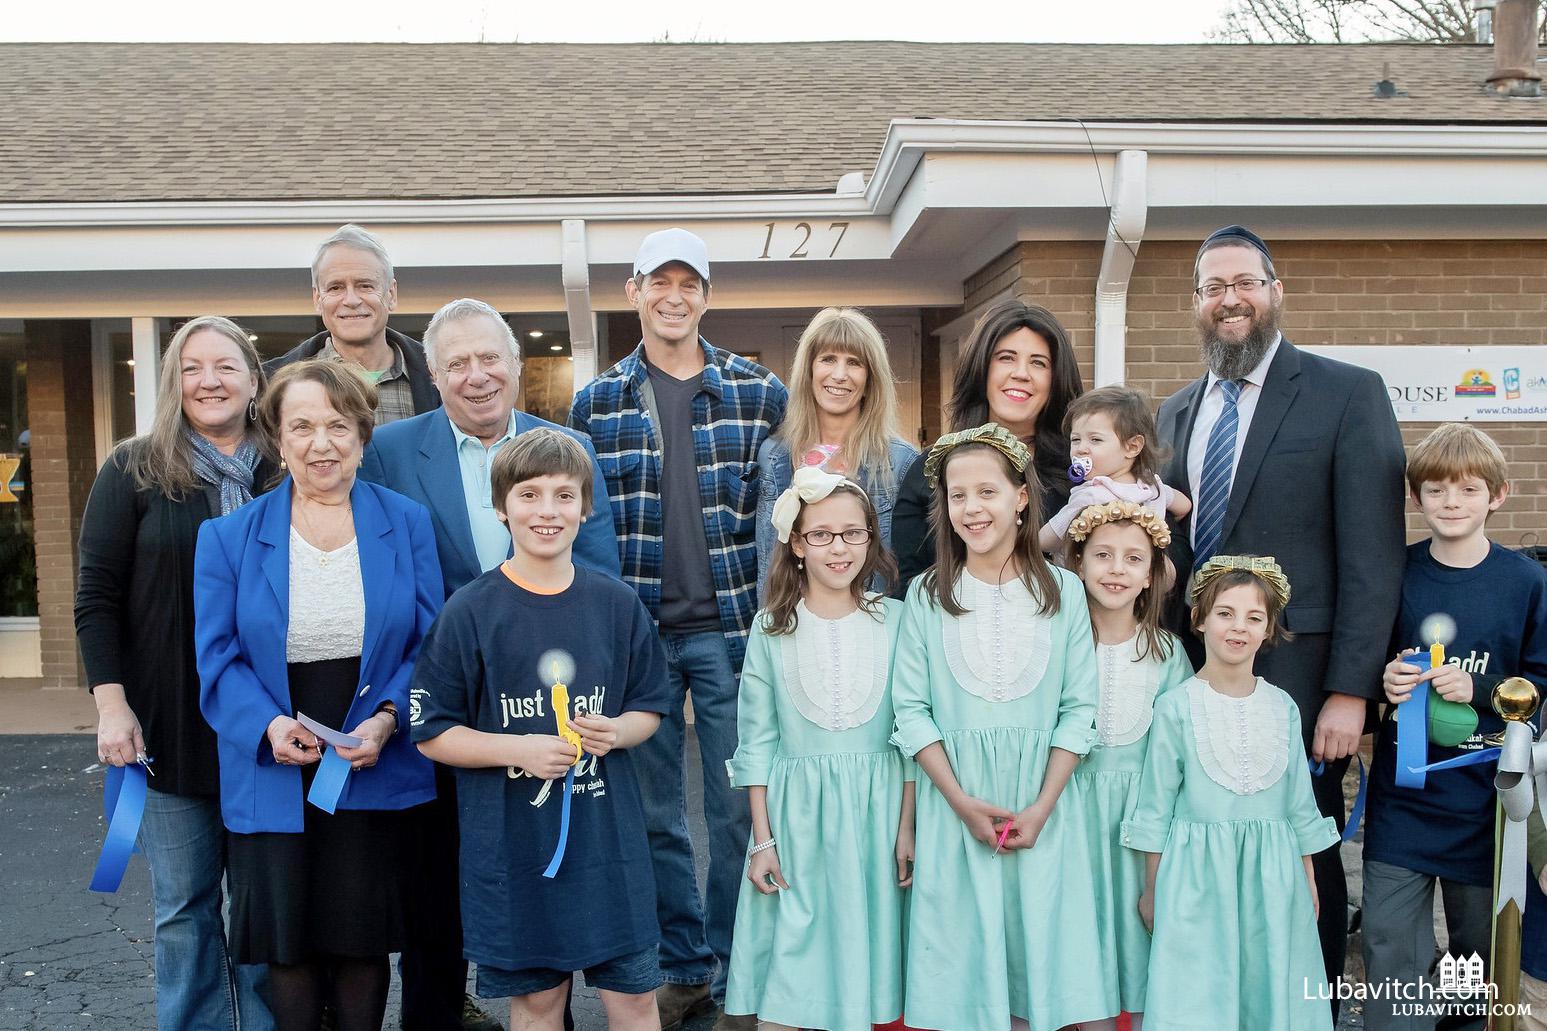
[1197,305,1280,382]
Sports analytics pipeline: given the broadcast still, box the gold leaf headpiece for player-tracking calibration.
[1188,554,1292,609]
[922,423,1032,488]
[1066,501,1171,551]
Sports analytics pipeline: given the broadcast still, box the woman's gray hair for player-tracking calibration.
[422,298,523,377]
[311,224,394,289]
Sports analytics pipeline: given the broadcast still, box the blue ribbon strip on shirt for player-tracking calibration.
[1406,747,1503,776]
[1394,663,1431,790]
[542,764,579,879]
[89,761,150,893]
[307,749,351,814]
[1310,755,1368,843]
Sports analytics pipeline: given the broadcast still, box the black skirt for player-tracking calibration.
[227,657,416,965]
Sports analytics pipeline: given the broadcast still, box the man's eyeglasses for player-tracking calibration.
[1194,278,1271,300]
[798,528,872,547]
[439,353,510,377]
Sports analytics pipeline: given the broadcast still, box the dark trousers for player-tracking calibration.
[399,764,467,1030]
[1309,754,1351,1022]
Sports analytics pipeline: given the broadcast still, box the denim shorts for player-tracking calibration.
[476,944,662,998]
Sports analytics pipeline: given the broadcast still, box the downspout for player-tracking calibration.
[561,219,598,388]
[1093,150,1148,387]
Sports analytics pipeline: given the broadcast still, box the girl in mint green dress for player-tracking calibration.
[723,467,913,1031]
[1123,557,1337,1031]
[890,425,1107,1031]
[1062,501,1193,1028]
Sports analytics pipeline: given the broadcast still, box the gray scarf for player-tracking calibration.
[187,429,259,515]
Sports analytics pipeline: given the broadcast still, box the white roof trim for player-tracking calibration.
[1,120,1544,229]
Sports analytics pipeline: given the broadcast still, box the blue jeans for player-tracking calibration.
[139,787,272,1031]
[634,630,750,1003]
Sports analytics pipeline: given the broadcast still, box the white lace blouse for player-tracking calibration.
[1095,635,1163,748]
[286,528,365,663]
[941,573,1051,703]
[779,600,890,732]
[1187,677,1291,796]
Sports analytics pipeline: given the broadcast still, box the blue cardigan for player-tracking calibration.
[360,406,621,599]
[194,478,442,834]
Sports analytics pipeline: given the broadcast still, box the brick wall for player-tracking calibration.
[25,320,94,687]
[964,239,1547,544]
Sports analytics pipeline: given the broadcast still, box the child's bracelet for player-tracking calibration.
[748,838,777,857]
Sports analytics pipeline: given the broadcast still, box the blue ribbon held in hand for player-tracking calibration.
[89,758,152,893]
[1394,653,1433,790]
[542,763,580,880]
[1310,755,1368,843]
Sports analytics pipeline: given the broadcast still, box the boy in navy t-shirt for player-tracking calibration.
[411,428,670,1031]
[1362,423,1547,1030]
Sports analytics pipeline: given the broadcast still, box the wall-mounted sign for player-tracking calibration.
[1301,346,1547,422]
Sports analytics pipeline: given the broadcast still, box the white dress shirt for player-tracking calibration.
[1186,334,1282,548]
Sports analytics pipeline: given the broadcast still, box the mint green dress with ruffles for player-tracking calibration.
[1064,632,1193,1017]
[723,596,910,1031]
[1123,677,1337,1031]
[891,568,1107,1031]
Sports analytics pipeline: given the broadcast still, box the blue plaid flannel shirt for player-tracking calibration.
[568,338,787,669]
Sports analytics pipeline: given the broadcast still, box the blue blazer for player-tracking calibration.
[360,407,621,598]
[194,478,442,834]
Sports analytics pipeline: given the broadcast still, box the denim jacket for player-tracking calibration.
[753,435,919,602]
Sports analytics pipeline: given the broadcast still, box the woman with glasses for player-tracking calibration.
[890,300,1085,592]
[754,307,917,599]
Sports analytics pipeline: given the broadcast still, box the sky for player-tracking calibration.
[2,0,1240,45]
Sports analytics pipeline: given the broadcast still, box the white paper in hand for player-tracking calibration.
[296,712,364,749]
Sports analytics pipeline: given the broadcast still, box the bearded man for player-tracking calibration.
[1156,225,1407,1010]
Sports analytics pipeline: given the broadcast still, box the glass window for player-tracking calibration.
[0,326,35,617]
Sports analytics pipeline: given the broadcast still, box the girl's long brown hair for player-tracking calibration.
[1064,519,1174,662]
[761,482,896,636]
[920,442,1060,618]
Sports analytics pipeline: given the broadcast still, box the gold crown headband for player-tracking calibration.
[1188,554,1291,609]
[922,423,1032,488]
[1066,501,1172,551]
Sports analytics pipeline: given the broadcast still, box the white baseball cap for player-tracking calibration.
[633,228,711,284]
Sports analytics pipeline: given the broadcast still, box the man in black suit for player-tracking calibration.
[1156,225,1407,1002]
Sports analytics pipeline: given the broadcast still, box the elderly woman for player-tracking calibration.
[75,315,278,1031]
[194,360,442,1031]
[890,300,1084,592]
[753,306,916,598]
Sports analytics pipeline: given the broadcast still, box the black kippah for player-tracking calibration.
[1198,225,1272,265]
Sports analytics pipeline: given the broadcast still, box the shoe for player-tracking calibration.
[460,993,502,1031]
[656,982,714,1030]
[712,1009,756,1031]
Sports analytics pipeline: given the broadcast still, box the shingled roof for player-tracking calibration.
[1,41,1541,204]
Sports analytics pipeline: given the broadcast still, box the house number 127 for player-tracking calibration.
[758,221,850,259]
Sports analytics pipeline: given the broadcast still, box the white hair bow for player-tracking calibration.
[771,465,861,543]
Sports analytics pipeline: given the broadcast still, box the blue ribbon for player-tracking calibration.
[542,764,579,880]
[306,749,352,815]
[1406,747,1502,776]
[1310,755,1368,843]
[89,762,149,893]
[1394,655,1432,790]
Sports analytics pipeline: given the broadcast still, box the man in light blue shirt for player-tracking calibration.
[362,298,619,596]
[358,298,618,1031]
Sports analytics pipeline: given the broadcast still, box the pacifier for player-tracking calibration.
[1068,455,1093,484]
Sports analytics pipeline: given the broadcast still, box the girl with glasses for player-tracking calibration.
[723,466,912,1031]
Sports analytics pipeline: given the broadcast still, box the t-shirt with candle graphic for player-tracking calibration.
[409,565,671,972]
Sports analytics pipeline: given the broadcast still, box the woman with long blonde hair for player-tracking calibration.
[754,307,917,597]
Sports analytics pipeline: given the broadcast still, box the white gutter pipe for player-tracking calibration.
[561,219,597,388]
[1093,150,1148,387]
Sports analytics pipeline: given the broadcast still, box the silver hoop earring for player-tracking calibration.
[247,398,258,422]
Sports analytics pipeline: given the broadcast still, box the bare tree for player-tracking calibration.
[1211,0,1545,42]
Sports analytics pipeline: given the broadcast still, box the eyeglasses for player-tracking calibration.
[439,353,510,377]
[1194,278,1271,300]
[798,528,872,547]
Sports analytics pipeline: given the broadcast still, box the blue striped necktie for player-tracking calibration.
[1193,378,1244,566]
